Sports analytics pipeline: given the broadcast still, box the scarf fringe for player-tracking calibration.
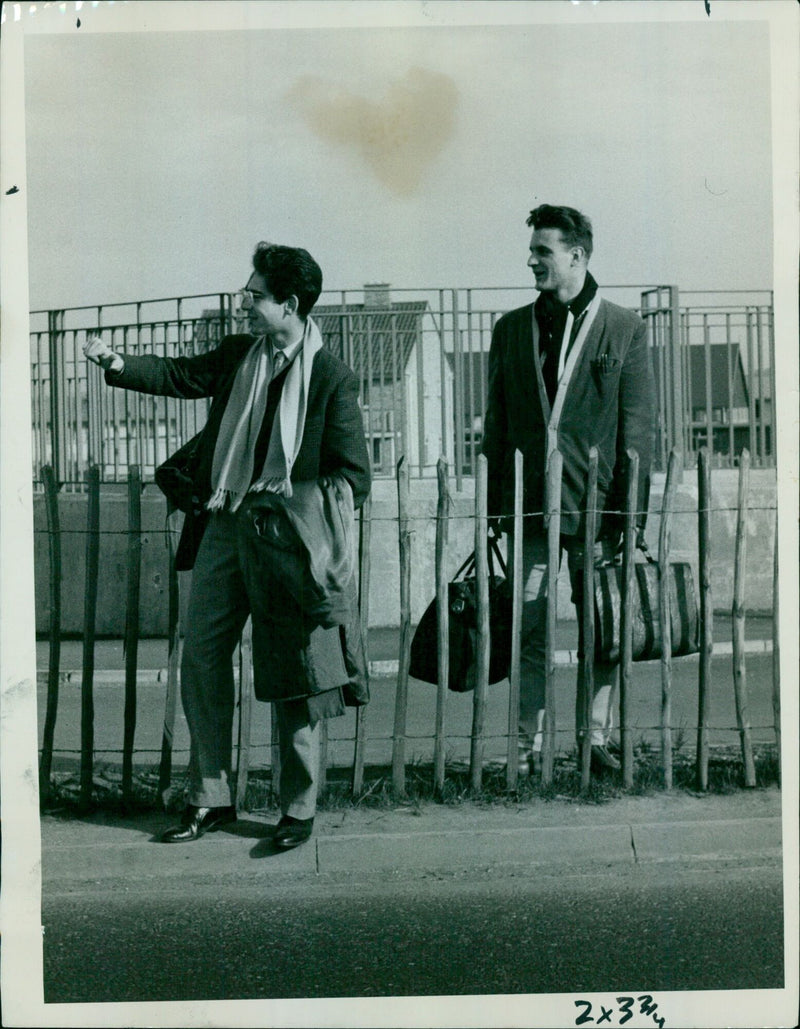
[249,476,293,499]
[206,487,235,512]
[206,478,294,513]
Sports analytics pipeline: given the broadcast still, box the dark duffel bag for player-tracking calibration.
[594,547,699,663]
[410,537,512,692]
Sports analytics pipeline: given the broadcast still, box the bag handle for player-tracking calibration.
[488,535,508,579]
[596,533,657,569]
[637,537,657,565]
[454,536,509,583]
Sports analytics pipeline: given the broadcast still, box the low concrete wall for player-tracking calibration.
[33,469,777,636]
[365,468,777,625]
[33,485,177,637]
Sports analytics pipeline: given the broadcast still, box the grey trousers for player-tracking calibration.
[513,531,617,753]
[181,510,319,819]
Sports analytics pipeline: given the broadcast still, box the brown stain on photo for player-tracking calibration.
[287,67,458,195]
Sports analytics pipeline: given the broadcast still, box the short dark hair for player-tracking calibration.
[252,242,323,319]
[526,205,593,259]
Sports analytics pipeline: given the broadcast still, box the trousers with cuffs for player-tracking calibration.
[181,509,321,819]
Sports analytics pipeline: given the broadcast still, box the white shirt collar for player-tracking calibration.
[273,330,305,367]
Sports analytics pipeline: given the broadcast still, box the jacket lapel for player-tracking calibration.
[552,296,605,419]
[546,294,604,460]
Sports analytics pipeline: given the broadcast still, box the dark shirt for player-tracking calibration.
[534,271,598,404]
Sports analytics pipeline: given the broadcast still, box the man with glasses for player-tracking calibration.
[84,242,371,849]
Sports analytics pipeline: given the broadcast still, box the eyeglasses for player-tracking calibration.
[236,288,266,308]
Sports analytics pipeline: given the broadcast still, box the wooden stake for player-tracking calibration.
[732,449,756,787]
[392,457,411,795]
[318,719,329,800]
[80,465,100,809]
[158,510,181,806]
[579,448,599,792]
[620,449,639,790]
[469,454,490,790]
[696,447,713,791]
[235,619,253,811]
[542,447,563,786]
[772,512,781,785]
[506,450,524,791]
[122,465,141,804]
[39,466,62,806]
[352,495,371,796]
[434,457,450,794]
[270,706,281,806]
[658,448,681,790]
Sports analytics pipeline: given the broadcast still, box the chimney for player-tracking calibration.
[363,283,391,310]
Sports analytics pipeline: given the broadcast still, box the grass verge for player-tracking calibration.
[40,741,780,818]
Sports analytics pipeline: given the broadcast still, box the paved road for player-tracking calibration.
[42,860,782,1005]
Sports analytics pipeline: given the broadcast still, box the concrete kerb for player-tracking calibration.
[40,789,783,887]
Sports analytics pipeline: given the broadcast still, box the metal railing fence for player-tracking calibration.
[30,286,774,491]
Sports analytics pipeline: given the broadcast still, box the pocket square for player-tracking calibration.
[592,354,620,373]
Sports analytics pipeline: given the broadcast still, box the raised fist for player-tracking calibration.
[83,334,123,373]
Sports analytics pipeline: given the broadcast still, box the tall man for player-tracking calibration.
[85,243,371,847]
[481,205,655,774]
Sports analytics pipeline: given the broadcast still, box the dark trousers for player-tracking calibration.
[181,510,319,818]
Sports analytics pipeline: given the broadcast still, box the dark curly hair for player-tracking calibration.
[252,242,323,319]
[525,205,593,260]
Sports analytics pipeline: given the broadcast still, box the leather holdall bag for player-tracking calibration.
[594,545,700,663]
[410,536,512,692]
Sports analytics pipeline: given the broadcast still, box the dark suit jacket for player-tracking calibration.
[106,333,372,569]
[481,297,655,540]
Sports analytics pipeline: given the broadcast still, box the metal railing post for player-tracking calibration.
[768,297,776,464]
[703,313,713,453]
[668,286,685,457]
[47,309,66,483]
[452,289,464,490]
[415,309,426,475]
[438,290,449,470]
[219,293,227,341]
[746,309,757,460]
[756,306,766,465]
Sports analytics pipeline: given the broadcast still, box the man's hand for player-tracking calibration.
[594,535,621,566]
[83,334,124,374]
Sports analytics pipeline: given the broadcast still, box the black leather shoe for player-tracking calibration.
[590,744,621,773]
[161,805,237,843]
[273,815,314,850]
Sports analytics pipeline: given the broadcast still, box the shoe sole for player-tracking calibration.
[273,834,313,850]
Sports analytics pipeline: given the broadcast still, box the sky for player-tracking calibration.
[21,4,775,312]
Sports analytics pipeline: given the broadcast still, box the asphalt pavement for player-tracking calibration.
[38,788,789,1018]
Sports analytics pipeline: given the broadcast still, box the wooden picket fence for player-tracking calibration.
[38,446,781,809]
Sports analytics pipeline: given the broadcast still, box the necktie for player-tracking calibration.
[272,350,287,379]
